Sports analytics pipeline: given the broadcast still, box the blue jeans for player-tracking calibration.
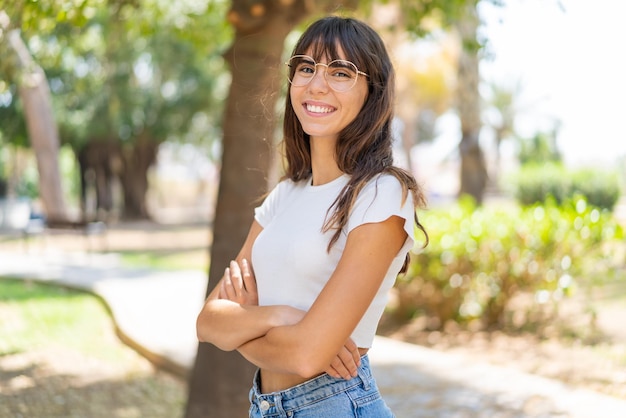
[249,355,394,417]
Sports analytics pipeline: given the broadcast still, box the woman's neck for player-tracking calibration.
[310,166,343,186]
[310,136,343,186]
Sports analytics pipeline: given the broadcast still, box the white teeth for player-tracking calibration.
[306,104,334,114]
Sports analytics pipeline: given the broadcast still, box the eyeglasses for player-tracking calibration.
[285,55,369,92]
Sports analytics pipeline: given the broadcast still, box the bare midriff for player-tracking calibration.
[259,347,369,393]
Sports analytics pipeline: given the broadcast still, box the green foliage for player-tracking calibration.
[1,0,232,151]
[1,0,104,33]
[0,82,28,147]
[1,0,232,216]
[13,163,38,199]
[59,145,80,205]
[393,196,624,332]
[398,0,477,37]
[0,142,38,198]
[570,168,623,211]
[0,143,5,197]
[508,163,622,211]
[517,131,562,165]
[509,163,571,206]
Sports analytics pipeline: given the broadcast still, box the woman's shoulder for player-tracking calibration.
[347,171,416,232]
[355,171,416,210]
[272,176,305,192]
[264,177,310,204]
[362,172,405,193]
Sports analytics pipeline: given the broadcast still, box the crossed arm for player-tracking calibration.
[196,215,407,379]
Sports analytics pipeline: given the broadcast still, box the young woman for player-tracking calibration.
[196,16,427,417]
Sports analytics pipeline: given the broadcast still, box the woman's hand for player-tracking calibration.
[324,338,361,380]
[219,258,258,305]
[219,256,359,379]
[222,259,360,379]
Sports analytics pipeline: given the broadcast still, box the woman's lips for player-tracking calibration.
[304,102,336,114]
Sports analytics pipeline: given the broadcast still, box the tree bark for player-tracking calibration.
[455,2,487,204]
[184,3,359,416]
[184,4,308,418]
[3,25,68,221]
[119,134,158,220]
[78,140,121,221]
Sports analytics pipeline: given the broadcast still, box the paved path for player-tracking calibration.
[2,251,626,418]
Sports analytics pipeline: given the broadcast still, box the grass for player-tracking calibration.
[118,249,208,271]
[0,277,188,418]
[0,278,135,363]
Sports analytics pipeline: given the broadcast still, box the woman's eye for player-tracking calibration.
[297,64,315,74]
[329,69,354,79]
[332,70,351,78]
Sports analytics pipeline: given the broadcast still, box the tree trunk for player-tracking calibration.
[184,20,293,418]
[455,2,487,204]
[119,134,158,220]
[184,5,309,418]
[4,26,68,221]
[78,140,121,221]
[185,3,359,416]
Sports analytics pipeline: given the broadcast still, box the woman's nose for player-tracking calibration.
[307,66,330,92]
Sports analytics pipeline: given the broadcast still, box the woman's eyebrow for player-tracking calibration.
[329,61,354,70]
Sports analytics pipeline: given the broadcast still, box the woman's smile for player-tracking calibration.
[304,103,337,115]
[303,101,337,116]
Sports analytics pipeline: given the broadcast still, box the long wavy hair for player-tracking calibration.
[282,16,427,271]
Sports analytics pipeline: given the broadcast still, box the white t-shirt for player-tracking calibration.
[252,173,415,348]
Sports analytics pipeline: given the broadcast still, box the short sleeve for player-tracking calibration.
[254,179,292,227]
[347,174,416,251]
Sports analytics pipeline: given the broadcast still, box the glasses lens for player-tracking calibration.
[326,60,358,92]
[286,56,361,91]
[287,56,316,87]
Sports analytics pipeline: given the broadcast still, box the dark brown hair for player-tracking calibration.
[282,16,427,271]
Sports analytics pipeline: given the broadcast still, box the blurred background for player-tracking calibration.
[1,0,625,417]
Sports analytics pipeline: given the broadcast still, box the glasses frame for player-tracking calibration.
[285,55,369,92]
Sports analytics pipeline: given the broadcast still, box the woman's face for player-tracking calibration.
[289,46,368,143]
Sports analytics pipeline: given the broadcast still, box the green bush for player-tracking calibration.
[517,132,561,166]
[509,163,622,210]
[392,196,624,332]
[570,168,622,211]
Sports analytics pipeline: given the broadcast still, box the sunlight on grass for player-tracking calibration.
[0,278,187,417]
[119,250,208,271]
[1,279,137,363]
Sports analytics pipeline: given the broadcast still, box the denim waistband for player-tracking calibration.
[249,354,373,413]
